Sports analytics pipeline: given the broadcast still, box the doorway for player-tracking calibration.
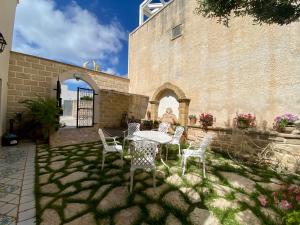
[60,79,94,128]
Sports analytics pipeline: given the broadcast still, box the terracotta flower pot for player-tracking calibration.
[189,118,197,125]
[237,120,249,129]
[283,125,295,134]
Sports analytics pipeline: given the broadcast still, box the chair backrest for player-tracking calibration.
[131,141,158,169]
[172,126,184,143]
[158,122,170,133]
[199,134,213,151]
[98,128,108,150]
[127,123,140,136]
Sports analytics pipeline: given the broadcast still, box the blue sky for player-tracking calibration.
[13,0,144,77]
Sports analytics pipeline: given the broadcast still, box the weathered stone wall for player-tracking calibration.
[128,0,300,128]
[98,90,149,128]
[7,52,130,124]
[188,126,300,173]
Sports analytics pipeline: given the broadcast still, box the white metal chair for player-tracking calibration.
[181,134,213,177]
[130,140,158,193]
[157,122,170,133]
[123,123,141,153]
[166,126,185,160]
[98,128,123,170]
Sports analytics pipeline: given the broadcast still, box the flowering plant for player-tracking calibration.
[188,115,197,120]
[273,113,299,131]
[258,184,300,212]
[199,113,214,129]
[235,113,256,128]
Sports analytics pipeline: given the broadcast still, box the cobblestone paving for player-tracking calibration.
[36,142,299,225]
[0,142,36,225]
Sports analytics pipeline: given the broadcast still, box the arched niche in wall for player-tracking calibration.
[150,82,190,125]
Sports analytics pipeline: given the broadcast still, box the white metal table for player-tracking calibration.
[133,131,172,168]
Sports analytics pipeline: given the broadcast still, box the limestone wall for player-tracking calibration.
[188,126,300,173]
[128,0,300,128]
[7,52,130,122]
[98,90,149,128]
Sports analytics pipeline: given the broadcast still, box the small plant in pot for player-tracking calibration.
[273,113,299,133]
[188,115,197,125]
[199,113,214,130]
[235,113,256,129]
[22,97,61,143]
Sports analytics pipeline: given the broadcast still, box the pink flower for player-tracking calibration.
[280,200,292,210]
[258,195,268,207]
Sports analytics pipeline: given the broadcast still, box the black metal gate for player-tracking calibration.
[77,87,95,128]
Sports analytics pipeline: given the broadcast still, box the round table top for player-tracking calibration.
[133,131,172,144]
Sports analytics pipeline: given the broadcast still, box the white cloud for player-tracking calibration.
[103,67,119,75]
[13,0,126,69]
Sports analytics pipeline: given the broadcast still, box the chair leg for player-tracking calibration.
[120,151,124,167]
[123,139,126,153]
[166,145,169,161]
[130,169,134,193]
[203,157,206,178]
[101,153,106,171]
[128,141,131,154]
[182,157,187,175]
[153,169,156,188]
[178,144,181,156]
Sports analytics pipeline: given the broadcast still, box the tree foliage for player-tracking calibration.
[195,0,300,26]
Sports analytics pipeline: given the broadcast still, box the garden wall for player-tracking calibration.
[188,126,300,173]
[7,51,130,120]
[7,51,149,130]
[98,90,148,128]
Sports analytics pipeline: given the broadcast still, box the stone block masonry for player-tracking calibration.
[128,0,300,128]
[7,51,132,127]
[188,126,300,173]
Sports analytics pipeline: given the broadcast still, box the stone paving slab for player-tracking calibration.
[36,142,300,225]
[0,142,36,225]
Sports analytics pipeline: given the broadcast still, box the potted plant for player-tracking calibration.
[188,115,197,125]
[199,113,214,130]
[235,113,256,129]
[273,113,299,133]
[22,97,61,143]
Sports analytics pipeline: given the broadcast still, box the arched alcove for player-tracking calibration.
[150,82,190,125]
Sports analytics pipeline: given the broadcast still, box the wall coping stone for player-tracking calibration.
[10,51,130,82]
[187,125,300,140]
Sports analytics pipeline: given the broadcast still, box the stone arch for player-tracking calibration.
[151,82,187,102]
[51,70,100,127]
[149,82,190,126]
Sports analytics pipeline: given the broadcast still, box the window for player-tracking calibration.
[172,24,183,40]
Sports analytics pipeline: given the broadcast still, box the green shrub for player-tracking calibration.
[283,211,300,225]
[22,97,61,141]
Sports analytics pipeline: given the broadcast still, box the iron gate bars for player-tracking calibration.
[77,87,95,128]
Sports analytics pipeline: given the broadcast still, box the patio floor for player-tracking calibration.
[0,142,36,225]
[36,142,299,225]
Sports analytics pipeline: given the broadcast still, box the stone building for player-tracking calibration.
[128,0,300,128]
[0,0,19,141]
